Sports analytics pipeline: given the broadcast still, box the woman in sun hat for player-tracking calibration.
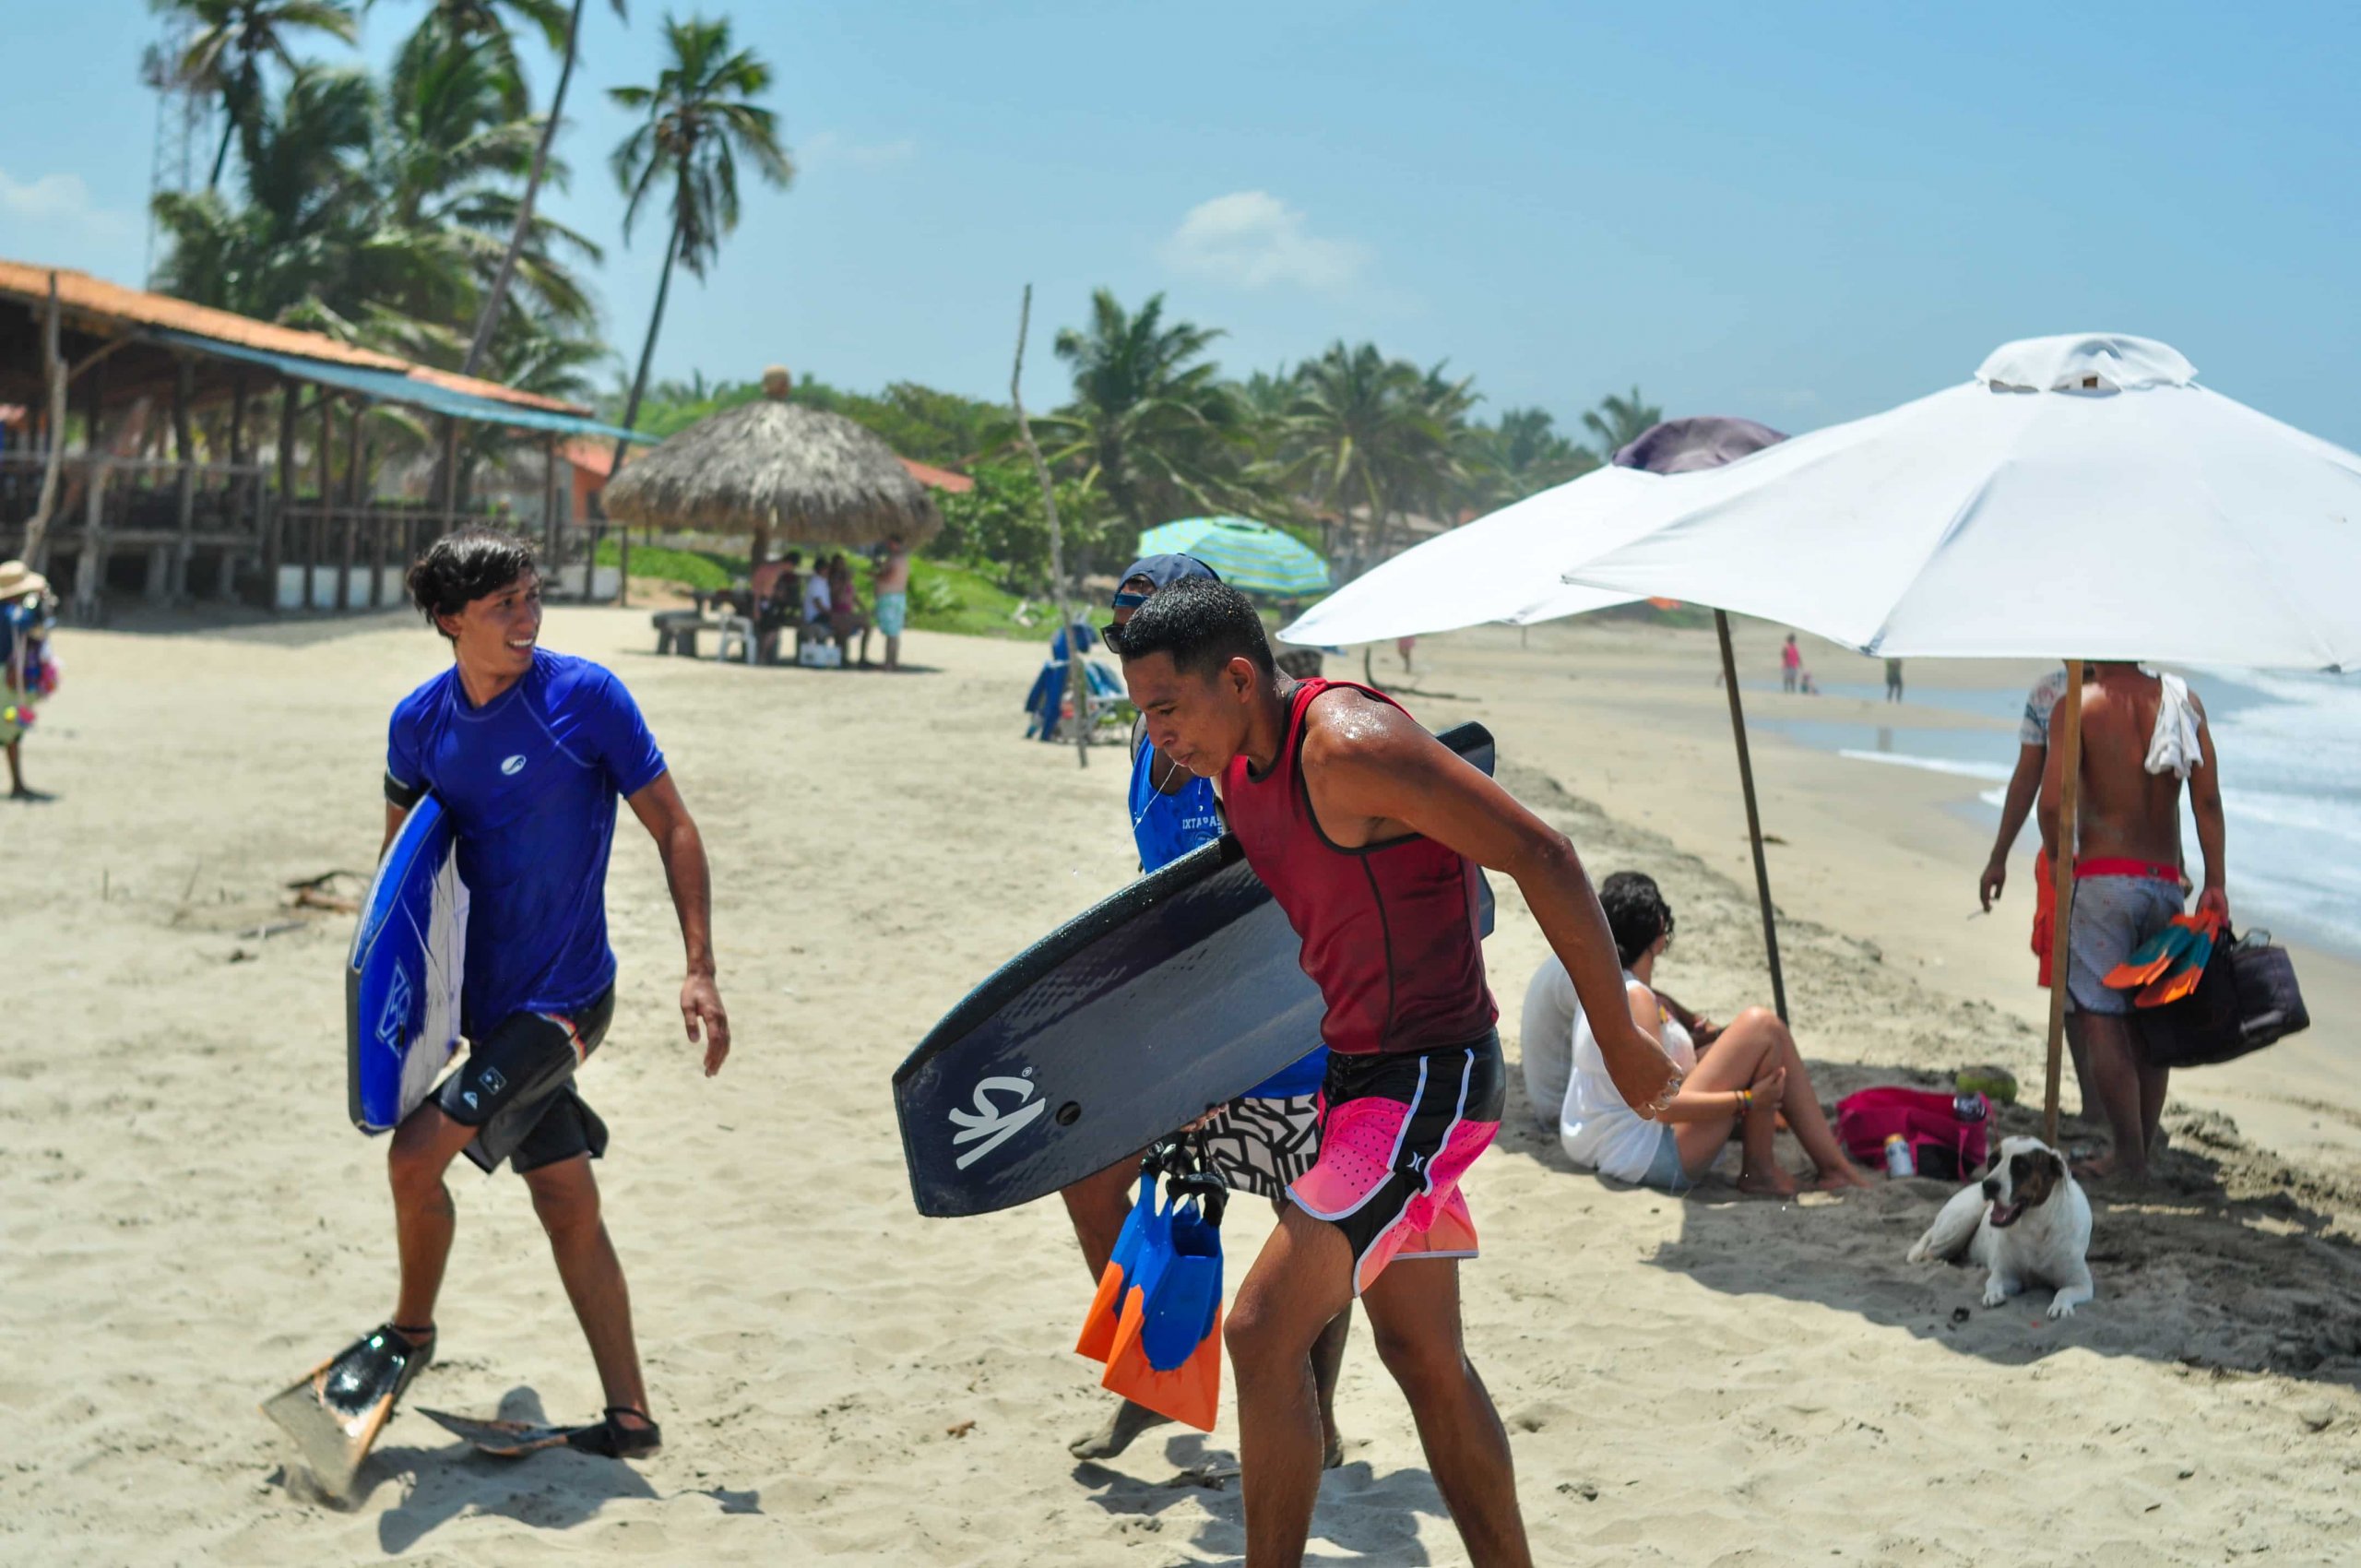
[0,559,58,800]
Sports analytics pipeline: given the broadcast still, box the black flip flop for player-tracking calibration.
[565,1406,661,1458]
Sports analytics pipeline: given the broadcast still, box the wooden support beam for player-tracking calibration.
[172,355,196,603]
[311,389,331,613]
[338,398,361,612]
[542,434,561,567]
[268,380,295,613]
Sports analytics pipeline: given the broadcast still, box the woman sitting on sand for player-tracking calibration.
[1560,872,1874,1194]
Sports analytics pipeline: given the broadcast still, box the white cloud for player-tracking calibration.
[801,131,919,172]
[1159,191,1370,291]
[0,168,132,240]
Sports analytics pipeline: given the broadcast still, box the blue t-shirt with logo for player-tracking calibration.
[386,649,665,1036]
[1128,740,1328,1100]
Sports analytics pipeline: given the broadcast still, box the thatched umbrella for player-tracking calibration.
[601,367,943,555]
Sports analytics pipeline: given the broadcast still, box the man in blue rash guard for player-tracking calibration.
[1061,553,1351,1464]
[372,527,731,1459]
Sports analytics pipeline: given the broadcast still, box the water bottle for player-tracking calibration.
[1953,1092,1987,1124]
[1883,1134,1916,1178]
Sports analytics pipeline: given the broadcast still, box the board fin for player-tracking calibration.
[260,1325,430,1495]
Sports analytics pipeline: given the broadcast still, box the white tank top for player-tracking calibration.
[1560,971,1697,1182]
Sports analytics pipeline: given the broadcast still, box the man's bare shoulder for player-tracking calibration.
[1299,685,1424,769]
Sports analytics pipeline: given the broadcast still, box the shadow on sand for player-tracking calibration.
[338,1385,763,1554]
[1074,1431,1453,1565]
[1497,1060,2361,1392]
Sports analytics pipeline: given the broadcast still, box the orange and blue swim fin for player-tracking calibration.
[1076,1157,1165,1364]
[1100,1170,1226,1433]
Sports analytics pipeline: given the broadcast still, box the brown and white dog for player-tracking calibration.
[1905,1134,2094,1319]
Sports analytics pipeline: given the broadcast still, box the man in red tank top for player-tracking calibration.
[1118,581,1681,1568]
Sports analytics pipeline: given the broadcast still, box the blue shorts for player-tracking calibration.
[874,590,908,638]
[1640,1126,1695,1194]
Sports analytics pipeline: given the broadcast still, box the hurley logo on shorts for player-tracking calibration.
[948,1075,1045,1170]
[500,754,528,776]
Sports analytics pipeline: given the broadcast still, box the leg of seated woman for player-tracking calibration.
[1667,1024,1791,1192]
[1729,1007,1874,1190]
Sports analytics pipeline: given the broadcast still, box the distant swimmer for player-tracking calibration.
[1062,554,1351,1467]
[279,528,730,1479]
[1118,580,1680,1568]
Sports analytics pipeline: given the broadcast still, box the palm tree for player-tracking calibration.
[445,0,630,378]
[1278,341,1453,574]
[1464,407,1597,511]
[161,0,361,190]
[604,14,793,476]
[1045,289,1249,534]
[1579,386,1663,459]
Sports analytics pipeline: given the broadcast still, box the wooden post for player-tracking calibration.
[311,390,332,612]
[338,399,362,611]
[363,429,386,608]
[436,418,460,533]
[223,369,248,601]
[1716,611,1789,1023]
[1010,284,1088,769]
[2042,660,2086,1146]
[73,460,109,622]
[20,271,66,570]
[541,434,561,566]
[170,354,196,603]
[269,381,295,612]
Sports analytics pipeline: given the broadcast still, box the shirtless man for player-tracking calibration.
[2038,661,2226,1185]
[1118,580,1679,1568]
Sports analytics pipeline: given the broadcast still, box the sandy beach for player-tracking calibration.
[4,606,2358,1566]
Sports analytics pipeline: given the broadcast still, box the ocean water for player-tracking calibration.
[1748,671,2361,959]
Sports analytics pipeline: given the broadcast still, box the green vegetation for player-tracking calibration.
[145,4,1662,636]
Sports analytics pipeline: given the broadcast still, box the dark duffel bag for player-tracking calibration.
[2138,928,2310,1069]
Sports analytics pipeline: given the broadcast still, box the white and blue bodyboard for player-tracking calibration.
[347,796,469,1133]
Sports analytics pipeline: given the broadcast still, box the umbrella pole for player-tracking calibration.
[1009,284,1087,769]
[2042,661,2085,1146]
[1714,611,1789,1025]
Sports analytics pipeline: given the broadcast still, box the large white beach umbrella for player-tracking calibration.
[1274,466,1655,646]
[1565,335,2361,670]
[1560,333,2361,1136]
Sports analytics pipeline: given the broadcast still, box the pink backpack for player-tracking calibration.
[1834,1087,1989,1181]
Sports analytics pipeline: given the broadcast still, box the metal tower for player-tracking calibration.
[141,12,218,285]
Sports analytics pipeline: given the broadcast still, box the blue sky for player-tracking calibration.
[5,2,2357,446]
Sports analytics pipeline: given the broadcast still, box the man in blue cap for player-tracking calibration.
[1061,553,1350,1464]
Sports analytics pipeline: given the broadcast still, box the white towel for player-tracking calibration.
[2145,672,2202,779]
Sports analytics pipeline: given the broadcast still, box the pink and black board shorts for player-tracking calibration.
[1287,1033,1504,1296]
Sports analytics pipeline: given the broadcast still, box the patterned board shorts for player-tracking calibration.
[1194,1093,1323,1202]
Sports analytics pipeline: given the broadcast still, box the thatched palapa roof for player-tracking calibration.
[600,367,943,546]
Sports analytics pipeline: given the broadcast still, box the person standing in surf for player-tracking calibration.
[370,527,730,1458]
[1116,580,1681,1568]
[1058,553,1352,1467]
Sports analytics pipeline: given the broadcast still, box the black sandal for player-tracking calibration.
[566,1406,661,1458]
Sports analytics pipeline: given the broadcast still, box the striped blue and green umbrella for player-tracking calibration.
[1135,517,1331,596]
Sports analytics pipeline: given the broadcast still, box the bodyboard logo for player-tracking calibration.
[500,754,528,776]
[375,965,415,1056]
[949,1075,1046,1170]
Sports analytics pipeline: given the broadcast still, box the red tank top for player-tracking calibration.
[1224,679,1497,1056]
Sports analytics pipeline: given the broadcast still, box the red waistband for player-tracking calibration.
[2073,857,2182,882]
